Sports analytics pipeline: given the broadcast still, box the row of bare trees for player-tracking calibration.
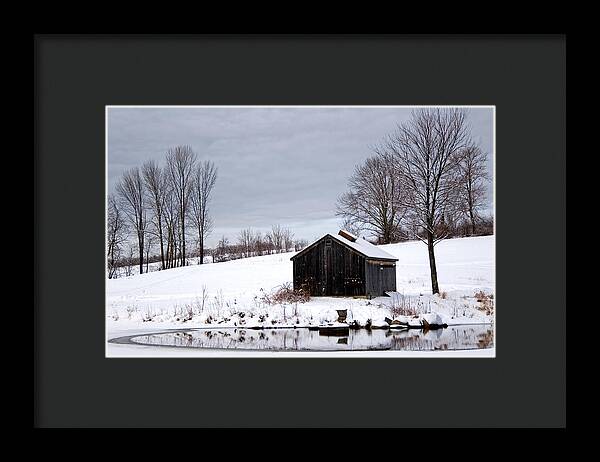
[336,108,491,294]
[214,225,307,263]
[106,195,128,279]
[107,145,217,278]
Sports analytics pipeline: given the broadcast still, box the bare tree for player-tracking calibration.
[265,233,275,254]
[162,180,179,269]
[388,108,471,294]
[165,145,197,267]
[238,228,255,258]
[269,225,284,253]
[254,231,266,256]
[123,246,135,277]
[282,227,294,252]
[190,160,217,264]
[336,152,406,244]
[339,217,364,238]
[457,145,489,235]
[144,233,155,273]
[142,160,168,270]
[293,239,308,251]
[116,167,147,275]
[106,194,127,279]
[215,235,229,262]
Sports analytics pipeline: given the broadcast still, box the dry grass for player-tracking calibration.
[474,290,494,316]
[389,293,419,317]
[260,282,311,305]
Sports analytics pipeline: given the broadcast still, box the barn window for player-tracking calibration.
[325,239,332,247]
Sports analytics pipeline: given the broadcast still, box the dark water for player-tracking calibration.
[126,325,494,351]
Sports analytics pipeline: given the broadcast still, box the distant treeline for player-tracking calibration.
[212,225,308,263]
[111,224,309,277]
[392,215,494,244]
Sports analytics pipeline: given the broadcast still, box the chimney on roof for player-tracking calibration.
[338,229,357,242]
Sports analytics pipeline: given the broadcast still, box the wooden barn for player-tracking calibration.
[290,230,398,297]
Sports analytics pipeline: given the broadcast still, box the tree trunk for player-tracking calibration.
[469,209,476,235]
[181,213,186,267]
[158,216,165,270]
[109,245,115,279]
[199,232,204,265]
[138,238,144,275]
[427,231,439,294]
[167,229,174,269]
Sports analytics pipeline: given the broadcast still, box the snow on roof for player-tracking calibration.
[290,230,399,261]
[327,232,398,261]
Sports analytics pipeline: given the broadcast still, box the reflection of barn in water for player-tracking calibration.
[290,230,398,297]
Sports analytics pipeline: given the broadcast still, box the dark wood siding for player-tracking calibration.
[292,237,366,296]
[365,261,397,297]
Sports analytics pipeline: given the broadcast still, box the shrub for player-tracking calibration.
[142,308,156,322]
[260,282,310,305]
[474,290,490,302]
[126,306,137,319]
[389,293,418,317]
[474,291,494,315]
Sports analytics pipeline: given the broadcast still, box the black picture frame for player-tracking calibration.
[34,34,566,428]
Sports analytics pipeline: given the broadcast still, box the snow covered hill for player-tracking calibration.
[107,235,495,332]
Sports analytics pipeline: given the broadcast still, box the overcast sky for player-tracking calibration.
[107,106,494,248]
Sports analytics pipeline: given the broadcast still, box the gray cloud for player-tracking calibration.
[107,107,494,247]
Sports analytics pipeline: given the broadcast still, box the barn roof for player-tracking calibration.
[290,231,399,261]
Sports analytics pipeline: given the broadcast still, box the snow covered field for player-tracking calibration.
[106,235,495,357]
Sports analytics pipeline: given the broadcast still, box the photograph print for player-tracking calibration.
[106,105,495,357]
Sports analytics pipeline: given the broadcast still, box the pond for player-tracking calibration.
[115,325,494,352]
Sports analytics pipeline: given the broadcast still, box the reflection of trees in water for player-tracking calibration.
[387,326,493,351]
[135,329,324,351]
[132,326,494,351]
[477,330,494,348]
[388,332,438,351]
[135,329,295,350]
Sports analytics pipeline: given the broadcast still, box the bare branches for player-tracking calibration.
[142,159,168,269]
[106,194,127,279]
[387,108,471,232]
[282,227,294,253]
[116,167,147,274]
[215,225,300,262]
[190,160,218,264]
[336,149,406,244]
[111,146,218,274]
[456,144,489,235]
[268,224,284,253]
[161,174,179,269]
[165,145,197,267]
[386,108,473,293]
[237,228,254,258]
